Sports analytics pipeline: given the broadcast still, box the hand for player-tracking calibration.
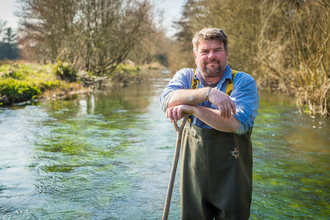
[166,105,193,122]
[208,89,236,119]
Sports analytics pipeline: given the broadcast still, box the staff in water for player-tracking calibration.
[160,28,259,220]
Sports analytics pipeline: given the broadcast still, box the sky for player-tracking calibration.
[0,0,186,38]
[0,0,19,30]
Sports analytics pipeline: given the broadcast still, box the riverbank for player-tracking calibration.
[0,61,165,106]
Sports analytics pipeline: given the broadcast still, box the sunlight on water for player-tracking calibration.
[251,90,330,219]
[0,78,329,219]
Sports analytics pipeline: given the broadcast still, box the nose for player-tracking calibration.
[208,50,215,59]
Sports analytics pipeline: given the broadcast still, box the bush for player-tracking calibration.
[4,70,24,79]
[54,61,77,81]
[41,80,60,91]
[113,63,140,74]
[0,78,41,104]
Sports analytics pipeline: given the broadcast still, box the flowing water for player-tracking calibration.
[0,73,329,219]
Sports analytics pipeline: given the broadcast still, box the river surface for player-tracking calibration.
[0,73,329,219]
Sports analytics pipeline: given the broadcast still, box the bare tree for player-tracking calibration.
[169,0,330,115]
[171,0,261,73]
[127,29,169,67]
[255,0,330,115]
[17,0,156,74]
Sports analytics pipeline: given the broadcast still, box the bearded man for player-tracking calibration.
[160,28,259,220]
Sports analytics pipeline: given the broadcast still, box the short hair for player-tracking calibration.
[192,28,228,53]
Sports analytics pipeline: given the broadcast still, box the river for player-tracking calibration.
[0,73,329,219]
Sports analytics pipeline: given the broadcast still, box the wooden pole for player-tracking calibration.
[162,114,189,220]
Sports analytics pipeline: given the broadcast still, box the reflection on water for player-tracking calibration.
[0,77,329,219]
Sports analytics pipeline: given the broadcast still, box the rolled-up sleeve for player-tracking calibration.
[231,73,259,134]
[160,68,258,133]
[159,68,193,112]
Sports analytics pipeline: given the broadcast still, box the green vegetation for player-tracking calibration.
[112,63,141,76]
[0,78,40,104]
[0,61,158,106]
[110,63,148,86]
[53,60,77,82]
[0,62,83,105]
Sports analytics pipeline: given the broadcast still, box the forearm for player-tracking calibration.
[167,88,210,108]
[191,105,239,133]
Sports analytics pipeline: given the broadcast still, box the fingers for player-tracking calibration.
[174,107,182,122]
[166,106,184,122]
[218,98,236,119]
[166,108,174,122]
[209,90,236,118]
[218,104,230,119]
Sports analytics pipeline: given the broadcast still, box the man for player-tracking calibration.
[159,28,259,220]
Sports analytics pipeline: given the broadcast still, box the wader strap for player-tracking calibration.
[187,70,199,123]
[190,70,199,89]
[225,69,238,96]
[187,69,238,123]
[190,69,238,96]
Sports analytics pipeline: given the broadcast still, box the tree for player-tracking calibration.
[169,0,261,73]
[0,22,19,60]
[17,0,157,75]
[255,0,330,114]
[166,0,329,115]
[0,19,7,35]
[127,29,169,67]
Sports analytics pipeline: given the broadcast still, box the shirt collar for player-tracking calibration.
[223,65,232,83]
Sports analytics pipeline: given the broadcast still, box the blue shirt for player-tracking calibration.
[160,65,259,134]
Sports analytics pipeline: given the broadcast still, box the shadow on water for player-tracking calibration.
[0,79,329,219]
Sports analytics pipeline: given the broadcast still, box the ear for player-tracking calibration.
[194,51,197,60]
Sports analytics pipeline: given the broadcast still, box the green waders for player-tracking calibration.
[180,122,253,220]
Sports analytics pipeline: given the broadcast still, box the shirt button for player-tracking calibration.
[250,115,252,118]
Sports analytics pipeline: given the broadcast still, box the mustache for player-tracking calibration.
[204,59,220,65]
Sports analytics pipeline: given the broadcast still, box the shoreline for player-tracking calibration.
[0,62,166,107]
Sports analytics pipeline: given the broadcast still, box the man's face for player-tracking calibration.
[194,40,228,80]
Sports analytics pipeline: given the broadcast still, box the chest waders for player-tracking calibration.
[180,69,253,220]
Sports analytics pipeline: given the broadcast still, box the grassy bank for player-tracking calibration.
[0,61,161,106]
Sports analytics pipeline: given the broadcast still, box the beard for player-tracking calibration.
[200,59,223,78]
